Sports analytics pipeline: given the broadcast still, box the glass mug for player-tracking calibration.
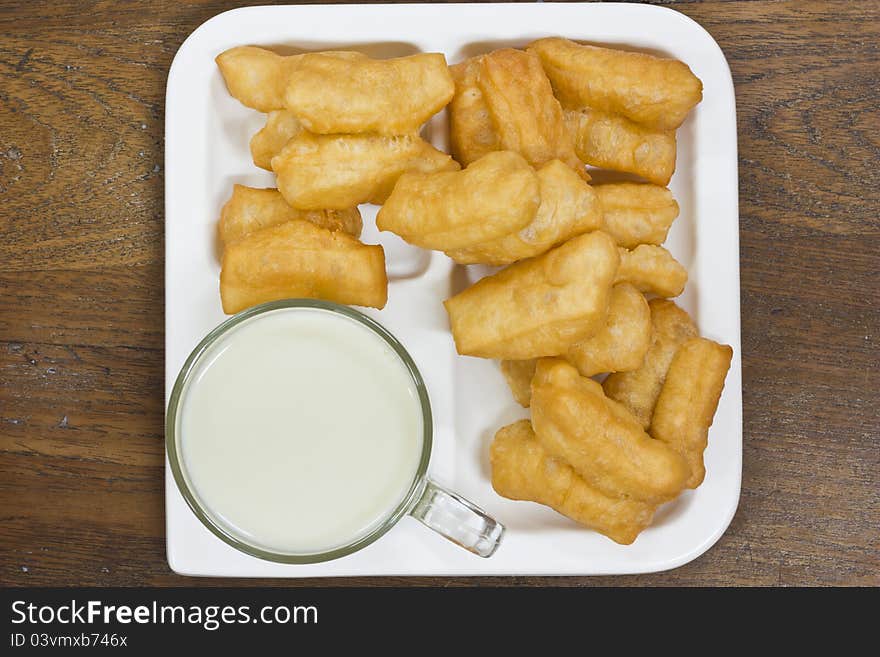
[166,299,504,563]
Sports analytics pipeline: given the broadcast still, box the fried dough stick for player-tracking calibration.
[216,47,454,134]
[215,46,290,113]
[603,299,697,428]
[449,49,586,178]
[448,58,499,165]
[565,283,651,377]
[490,420,656,545]
[500,283,650,406]
[615,244,687,298]
[220,220,387,313]
[445,159,602,265]
[528,37,703,131]
[565,109,676,186]
[650,337,733,488]
[218,185,362,244]
[376,151,540,251]
[271,132,458,210]
[594,183,679,249]
[250,110,304,171]
[500,359,538,408]
[444,231,619,360]
[530,358,688,504]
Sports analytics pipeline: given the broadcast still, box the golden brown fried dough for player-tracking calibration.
[448,59,500,166]
[250,110,304,171]
[283,51,454,135]
[217,47,454,134]
[594,183,679,249]
[603,299,697,428]
[500,285,650,401]
[500,359,537,407]
[615,244,687,298]
[530,359,688,504]
[218,185,362,244]
[528,37,703,131]
[650,337,733,488]
[444,231,619,360]
[271,132,459,210]
[565,283,651,377]
[445,159,602,265]
[564,108,676,186]
[220,220,387,314]
[448,50,586,178]
[376,151,540,251]
[215,46,290,113]
[490,420,656,544]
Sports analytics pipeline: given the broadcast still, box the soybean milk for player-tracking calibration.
[178,308,424,555]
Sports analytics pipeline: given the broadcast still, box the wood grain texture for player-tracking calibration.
[1,0,877,587]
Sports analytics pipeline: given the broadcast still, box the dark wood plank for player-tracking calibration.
[0,0,877,587]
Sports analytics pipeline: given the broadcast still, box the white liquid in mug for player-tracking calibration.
[178,307,425,555]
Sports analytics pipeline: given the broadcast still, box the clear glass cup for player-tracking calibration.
[166,299,505,563]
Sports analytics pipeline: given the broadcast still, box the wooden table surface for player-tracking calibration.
[1,0,877,587]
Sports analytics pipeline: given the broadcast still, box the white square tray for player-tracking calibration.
[165,2,741,577]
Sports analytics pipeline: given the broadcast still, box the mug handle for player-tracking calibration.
[409,479,505,558]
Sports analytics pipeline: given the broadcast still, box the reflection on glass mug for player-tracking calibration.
[166,299,504,563]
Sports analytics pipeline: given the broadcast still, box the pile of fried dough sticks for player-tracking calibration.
[215,38,732,544]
